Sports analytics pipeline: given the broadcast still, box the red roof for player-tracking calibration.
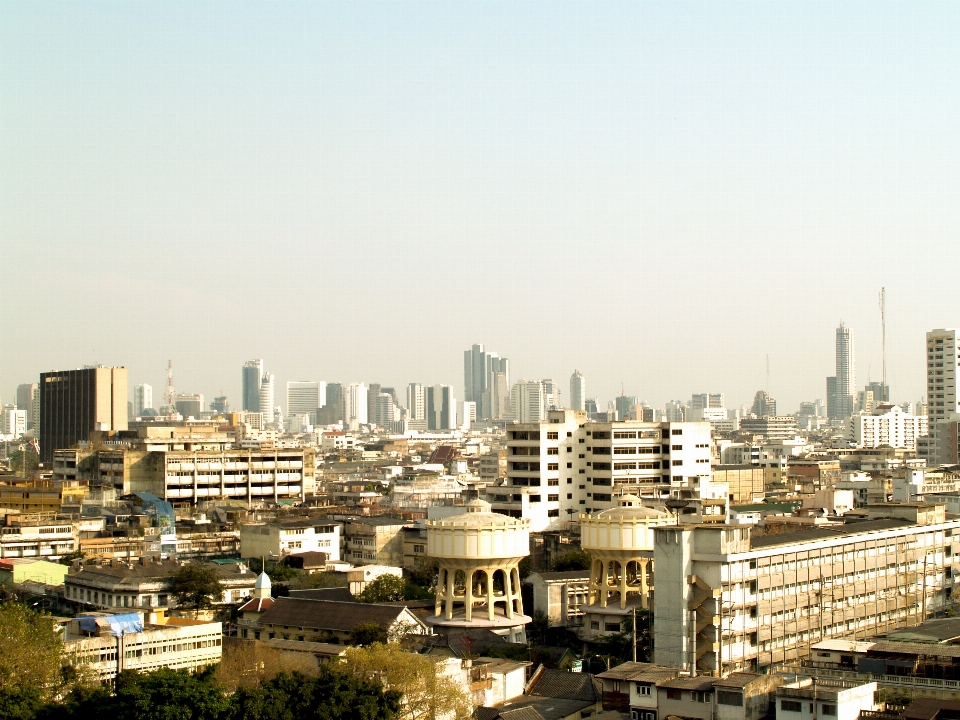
[238,597,274,613]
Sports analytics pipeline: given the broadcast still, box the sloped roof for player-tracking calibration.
[528,669,601,702]
[237,597,274,614]
[288,587,356,603]
[256,597,417,632]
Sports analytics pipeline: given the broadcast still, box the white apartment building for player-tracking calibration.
[486,410,712,531]
[64,612,222,683]
[240,520,341,561]
[849,404,927,450]
[287,381,325,417]
[407,383,426,422]
[0,519,78,559]
[653,502,959,676]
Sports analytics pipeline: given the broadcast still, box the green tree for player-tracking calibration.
[550,549,591,572]
[350,622,389,647]
[6,449,39,478]
[342,643,470,720]
[0,603,64,701]
[518,557,532,580]
[406,560,438,591]
[529,610,550,645]
[229,669,401,720]
[0,685,43,720]
[358,574,406,603]
[167,565,224,617]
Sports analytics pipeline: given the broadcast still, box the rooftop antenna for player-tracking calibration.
[880,288,887,401]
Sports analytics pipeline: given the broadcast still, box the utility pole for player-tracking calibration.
[632,606,637,662]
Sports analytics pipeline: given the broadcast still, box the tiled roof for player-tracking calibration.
[288,587,356,603]
[660,676,717,691]
[256,597,415,633]
[528,669,601,702]
[237,597,274,613]
[597,661,675,681]
[713,672,763,688]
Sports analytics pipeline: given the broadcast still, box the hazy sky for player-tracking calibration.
[3,1,960,414]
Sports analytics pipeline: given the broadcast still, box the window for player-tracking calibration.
[693,691,712,703]
[822,705,837,716]
[672,429,682,435]
[718,692,743,707]
[672,460,682,466]
[567,447,572,453]
[666,689,678,700]
[547,432,559,440]
[591,621,600,629]
[548,463,558,471]
[639,685,652,696]
[547,447,559,455]
[605,622,621,632]
[671,445,682,451]
[594,493,612,502]
[567,462,573,468]
[780,701,802,713]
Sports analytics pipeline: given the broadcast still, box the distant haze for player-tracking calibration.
[3,2,959,413]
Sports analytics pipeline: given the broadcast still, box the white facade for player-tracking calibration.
[259,373,275,424]
[462,401,476,430]
[287,381,324,416]
[508,381,545,424]
[570,370,586,411]
[775,679,876,720]
[240,521,341,561]
[347,383,369,424]
[407,383,426,421]
[848,404,927,450]
[2,408,27,439]
[487,410,713,532]
[134,384,153,416]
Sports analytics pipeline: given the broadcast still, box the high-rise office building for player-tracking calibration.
[751,390,776,418]
[614,394,638,421]
[175,393,203,418]
[133,384,153,417]
[259,374,275,424]
[16,383,39,431]
[367,383,381,426]
[691,393,724,411]
[316,383,345,425]
[426,385,456,430]
[242,360,263,412]
[827,323,857,420]
[406,383,426,421]
[464,344,510,420]
[347,383,368,425]
[39,367,128,464]
[374,393,402,430]
[287,381,325,417]
[541,380,561,412]
[570,371,585,411]
[210,396,229,414]
[507,381,545,424]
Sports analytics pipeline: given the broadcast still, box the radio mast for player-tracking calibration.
[879,288,887,400]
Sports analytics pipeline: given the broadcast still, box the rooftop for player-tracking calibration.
[256,597,417,633]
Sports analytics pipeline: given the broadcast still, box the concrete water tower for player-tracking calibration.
[425,499,531,643]
[580,494,670,637]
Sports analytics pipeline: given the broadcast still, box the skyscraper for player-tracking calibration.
[317,383,345,425]
[133,384,153,416]
[259,373,275,424]
[175,393,203,418]
[242,360,263,412]
[507,381,545,424]
[406,383,426,421]
[751,390,777,418]
[16,383,39,431]
[367,383,382,424]
[827,323,856,420]
[570,371,585,411]
[541,380,561,412]
[287,381,325,416]
[39,367,128,464]
[347,383,368,424]
[426,384,456,430]
[615,394,638,421]
[464,344,510,420]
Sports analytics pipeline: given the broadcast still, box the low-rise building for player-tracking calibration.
[253,596,430,644]
[240,520,341,561]
[345,516,409,566]
[0,557,69,587]
[63,610,222,683]
[0,515,78,560]
[525,570,590,629]
[775,678,876,720]
[65,558,259,610]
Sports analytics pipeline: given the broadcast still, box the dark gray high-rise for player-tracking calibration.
[242,359,263,412]
[464,344,509,420]
[39,367,128,464]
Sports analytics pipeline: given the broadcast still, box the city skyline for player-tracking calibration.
[4,3,960,414]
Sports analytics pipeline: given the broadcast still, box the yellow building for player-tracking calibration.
[0,558,69,587]
[0,478,85,513]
